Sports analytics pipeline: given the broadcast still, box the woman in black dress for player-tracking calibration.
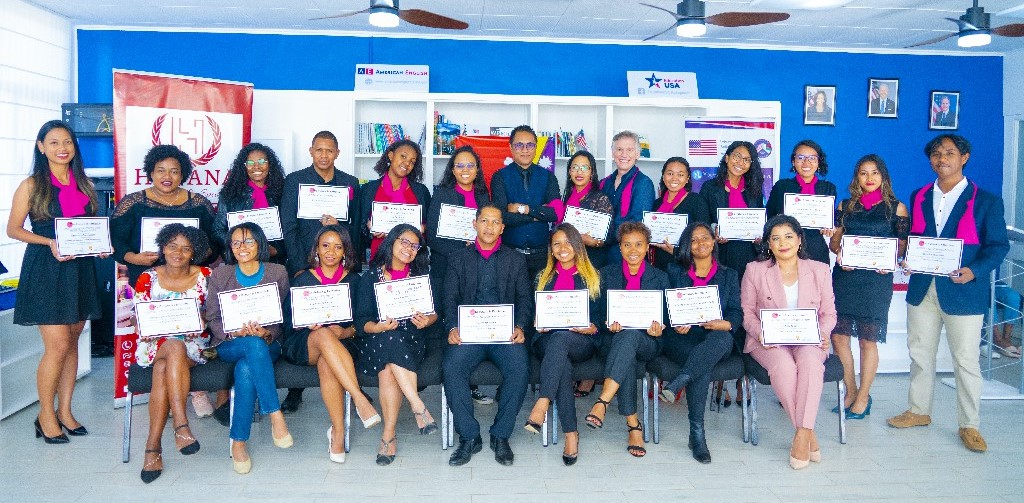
[650,157,710,269]
[699,141,764,280]
[215,143,287,263]
[8,120,102,443]
[766,140,837,264]
[829,155,908,419]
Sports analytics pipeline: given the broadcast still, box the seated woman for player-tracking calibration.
[282,225,381,464]
[355,224,439,466]
[206,222,293,475]
[523,223,603,466]
[741,215,836,470]
[586,221,667,458]
[132,223,212,483]
[661,222,741,464]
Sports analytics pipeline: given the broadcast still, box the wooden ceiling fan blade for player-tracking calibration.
[707,12,789,28]
[640,2,682,20]
[643,23,679,41]
[399,9,469,30]
[993,23,1024,37]
[904,32,956,48]
[310,8,369,21]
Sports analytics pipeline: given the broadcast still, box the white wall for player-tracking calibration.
[1003,49,1024,229]
[0,0,72,278]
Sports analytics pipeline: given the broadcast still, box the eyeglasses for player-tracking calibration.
[230,238,257,249]
[569,164,592,173]
[245,159,269,167]
[397,237,422,251]
[454,162,477,170]
[729,153,752,164]
[512,142,536,151]
[794,154,819,163]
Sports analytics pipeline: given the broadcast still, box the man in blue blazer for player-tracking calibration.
[887,134,1009,454]
[598,130,655,264]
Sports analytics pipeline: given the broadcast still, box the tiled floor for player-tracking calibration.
[1,357,1022,502]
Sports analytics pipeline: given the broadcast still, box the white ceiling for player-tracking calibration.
[23,0,1024,53]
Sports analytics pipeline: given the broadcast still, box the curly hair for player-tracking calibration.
[438,145,488,194]
[756,214,809,263]
[369,224,429,276]
[673,221,719,269]
[155,223,210,266]
[561,151,600,201]
[29,120,98,220]
[219,143,286,207]
[224,222,271,265]
[713,141,764,202]
[143,144,193,184]
[372,139,424,183]
[306,224,358,273]
[658,156,693,197]
[616,220,652,244]
[790,139,829,176]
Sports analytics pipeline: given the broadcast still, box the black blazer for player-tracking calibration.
[280,166,362,274]
[765,177,837,264]
[425,186,490,260]
[537,273,604,330]
[441,245,533,333]
[598,262,669,331]
[666,262,744,351]
[358,176,432,248]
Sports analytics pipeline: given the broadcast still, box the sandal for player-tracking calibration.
[573,381,592,398]
[140,449,162,483]
[413,408,438,435]
[376,437,396,466]
[626,422,646,458]
[174,423,200,455]
[585,398,610,429]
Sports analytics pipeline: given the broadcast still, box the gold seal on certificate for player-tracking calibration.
[783,194,835,229]
[227,207,283,241]
[840,235,899,272]
[54,217,113,257]
[606,290,664,329]
[760,308,821,345]
[563,206,612,240]
[643,211,689,245]
[290,283,353,328]
[297,184,350,221]
[140,217,200,253]
[666,286,722,327]
[370,202,422,234]
[134,298,203,338]
[534,290,590,330]
[458,304,515,344]
[435,204,477,241]
[905,237,964,276]
[217,283,284,333]
[716,208,766,241]
[373,275,435,321]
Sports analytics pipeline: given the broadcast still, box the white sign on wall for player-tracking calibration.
[354,64,429,92]
[627,71,698,98]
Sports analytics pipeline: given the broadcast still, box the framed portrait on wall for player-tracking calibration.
[804,85,835,126]
[867,78,899,118]
[929,91,960,130]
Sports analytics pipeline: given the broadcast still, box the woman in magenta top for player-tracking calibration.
[359,140,431,261]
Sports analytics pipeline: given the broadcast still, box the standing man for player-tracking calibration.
[888,134,1009,453]
[599,130,656,264]
[490,125,559,280]
[442,204,533,467]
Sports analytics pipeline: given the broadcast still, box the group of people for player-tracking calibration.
[8,119,1008,482]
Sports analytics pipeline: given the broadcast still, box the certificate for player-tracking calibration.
[643,211,689,246]
[760,308,821,345]
[563,206,612,240]
[666,286,722,327]
[606,290,664,329]
[227,207,283,241]
[373,275,436,321]
[458,304,515,344]
[906,237,964,276]
[297,184,350,221]
[134,298,203,338]
[840,235,899,272]
[54,217,112,257]
[290,283,353,328]
[140,217,200,253]
[216,283,284,333]
[435,204,477,241]
[534,290,591,330]
[783,193,835,229]
[716,208,766,241]
[370,202,422,234]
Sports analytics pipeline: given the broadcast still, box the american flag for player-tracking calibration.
[574,129,588,151]
[688,139,717,156]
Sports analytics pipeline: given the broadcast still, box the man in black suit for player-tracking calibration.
[933,96,956,127]
[869,82,896,115]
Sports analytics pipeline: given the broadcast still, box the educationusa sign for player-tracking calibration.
[626,71,699,98]
[354,64,429,93]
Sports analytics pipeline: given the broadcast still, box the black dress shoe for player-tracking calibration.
[280,388,303,414]
[448,436,482,466]
[688,419,712,464]
[490,436,514,466]
[213,402,230,427]
[59,420,88,436]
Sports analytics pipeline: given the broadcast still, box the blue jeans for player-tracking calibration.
[217,337,281,441]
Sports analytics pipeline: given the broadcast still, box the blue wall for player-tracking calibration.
[76,30,1004,201]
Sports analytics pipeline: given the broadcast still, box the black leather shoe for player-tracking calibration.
[490,436,514,466]
[688,419,712,464]
[213,402,230,427]
[280,388,303,414]
[448,436,482,466]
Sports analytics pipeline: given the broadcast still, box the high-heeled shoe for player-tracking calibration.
[523,418,543,435]
[789,455,810,470]
[327,427,345,463]
[845,396,872,420]
[585,398,610,429]
[58,420,88,436]
[231,441,251,474]
[809,449,822,463]
[34,418,69,444]
[562,432,578,466]
[174,423,200,455]
[359,411,382,429]
[376,437,396,466]
[140,449,162,483]
[414,408,438,435]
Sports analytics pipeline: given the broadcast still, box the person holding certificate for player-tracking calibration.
[359,139,431,260]
[111,144,218,286]
[741,215,836,470]
[281,225,381,464]
[8,120,103,444]
[205,222,293,474]
[131,224,212,482]
[355,224,439,466]
[700,141,764,280]
[828,155,909,419]
[650,157,710,270]
[548,151,614,268]
[215,143,287,263]
[661,222,741,464]
[523,224,603,466]
[887,135,1009,454]
[598,131,657,266]
[586,222,668,458]
[766,140,837,264]
[442,205,533,467]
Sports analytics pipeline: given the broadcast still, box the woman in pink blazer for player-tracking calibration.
[741,214,837,470]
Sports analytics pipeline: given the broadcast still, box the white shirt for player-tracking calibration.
[783,281,799,309]
[932,177,968,235]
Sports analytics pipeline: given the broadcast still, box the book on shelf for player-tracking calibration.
[357,122,423,154]
[639,135,651,158]
[536,129,590,157]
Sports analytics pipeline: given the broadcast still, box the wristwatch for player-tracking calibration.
[517,204,528,215]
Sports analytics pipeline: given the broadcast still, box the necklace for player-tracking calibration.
[150,187,183,206]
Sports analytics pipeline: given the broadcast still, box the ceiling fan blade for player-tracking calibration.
[904,32,957,48]
[310,8,370,21]
[707,12,789,28]
[640,2,682,20]
[993,23,1024,37]
[643,23,679,41]
[399,9,469,30]
[944,17,979,32]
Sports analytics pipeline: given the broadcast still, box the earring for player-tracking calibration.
[314,254,320,263]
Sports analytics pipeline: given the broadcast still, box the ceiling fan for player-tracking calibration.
[311,0,469,30]
[906,0,1024,48]
[641,0,790,40]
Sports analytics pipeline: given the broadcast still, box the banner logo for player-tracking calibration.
[151,113,223,166]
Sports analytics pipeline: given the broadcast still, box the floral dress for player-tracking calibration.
[132,266,213,367]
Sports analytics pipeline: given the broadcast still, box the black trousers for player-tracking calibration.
[443,343,529,440]
[601,330,660,416]
[662,329,733,422]
[533,331,597,433]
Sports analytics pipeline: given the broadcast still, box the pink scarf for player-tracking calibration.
[51,170,89,218]
[688,260,718,287]
[553,262,577,290]
[550,185,589,223]
[623,259,645,290]
[378,175,414,204]
[248,181,269,209]
[315,266,344,284]
[657,189,687,213]
[860,190,883,211]
[910,182,979,245]
[601,170,637,218]
[797,175,818,195]
[725,177,746,209]
[476,237,502,259]
[388,264,410,281]
[455,185,477,209]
